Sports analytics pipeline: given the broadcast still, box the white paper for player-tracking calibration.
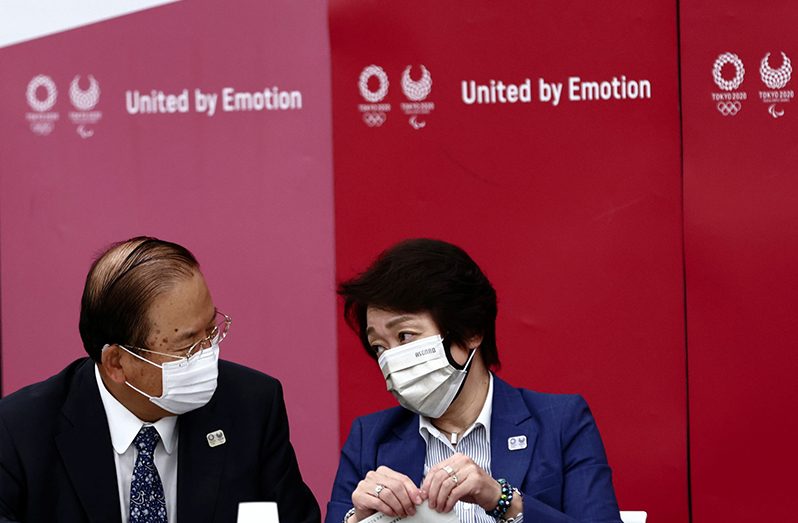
[619,511,648,523]
[360,502,459,523]
[237,501,279,523]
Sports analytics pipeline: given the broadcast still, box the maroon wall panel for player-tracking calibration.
[681,2,798,521]
[331,1,687,519]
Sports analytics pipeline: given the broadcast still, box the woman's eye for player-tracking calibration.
[371,344,387,356]
[398,332,415,343]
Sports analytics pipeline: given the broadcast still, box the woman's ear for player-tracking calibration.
[467,334,484,350]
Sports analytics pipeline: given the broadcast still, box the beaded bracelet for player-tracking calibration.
[488,478,514,519]
[342,507,356,523]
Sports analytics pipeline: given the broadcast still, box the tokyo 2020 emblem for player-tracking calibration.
[711,53,747,117]
[760,52,791,90]
[401,65,432,101]
[758,52,794,119]
[359,65,389,103]
[26,75,57,112]
[68,75,103,138]
[400,65,435,130]
[69,75,101,110]
[25,75,60,135]
[358,65,391,127]
[713,53,745,91]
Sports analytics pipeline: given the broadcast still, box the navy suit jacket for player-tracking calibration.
[326,376,620,523]
[0,358,320,523]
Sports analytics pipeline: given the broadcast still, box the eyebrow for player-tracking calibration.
[366,315,418,336]
[173,309,217,344]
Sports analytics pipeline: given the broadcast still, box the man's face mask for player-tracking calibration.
[378,334,477,418]
[109,343,220,415]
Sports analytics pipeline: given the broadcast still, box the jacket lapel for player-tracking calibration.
[377,378,538,490]
[176,394,231,522]
[55,360,122,523]
[489,376,537,491]
[378,413,426,485]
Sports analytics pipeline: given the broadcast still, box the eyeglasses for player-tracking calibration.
[121,310,232,362]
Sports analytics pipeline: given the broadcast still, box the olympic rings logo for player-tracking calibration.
[716,101,742,116]
[362,112,387,127]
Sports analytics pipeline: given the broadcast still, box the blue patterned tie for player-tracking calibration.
[129,426,168,523]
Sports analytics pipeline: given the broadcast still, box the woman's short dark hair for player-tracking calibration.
[339,238,500,369]
[79,236,199,362]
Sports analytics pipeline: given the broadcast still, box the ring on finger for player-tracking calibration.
[442,465,455,476]
[451,474,458,485]
[374,484,386,498]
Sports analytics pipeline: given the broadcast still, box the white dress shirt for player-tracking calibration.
[419,374,523,523]
[94,364,179,523]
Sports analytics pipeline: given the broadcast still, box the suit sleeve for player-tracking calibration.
[259,380,321,523]
[0,412,23,522]
[324,417,364,523]
[521,395,622,523]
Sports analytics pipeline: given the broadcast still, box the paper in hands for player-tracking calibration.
[359,501,459,523]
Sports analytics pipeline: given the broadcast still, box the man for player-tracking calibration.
[0,237,321,523]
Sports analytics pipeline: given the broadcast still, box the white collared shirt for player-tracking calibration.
[419,374,523,523]
[94,364,179,523]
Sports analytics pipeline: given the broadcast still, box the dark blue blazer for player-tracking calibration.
[0,358,320,523]
[326,376,620,523]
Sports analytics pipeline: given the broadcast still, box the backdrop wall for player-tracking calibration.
[0,0,338,505]
[681,2,798,522]
[2,1,796,522]
[330,1,687,520]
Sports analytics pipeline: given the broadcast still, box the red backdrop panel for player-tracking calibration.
[681,2,798,521]
[331,1,687,520]
[0,0,337,504]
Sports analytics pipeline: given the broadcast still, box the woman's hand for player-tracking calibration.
[350,465,423,522]
[420,453,502,513]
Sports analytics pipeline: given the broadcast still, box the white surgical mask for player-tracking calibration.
[378,334,476,418]
[114,343,220,415]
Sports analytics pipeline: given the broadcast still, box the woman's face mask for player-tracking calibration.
[378,334,476,418]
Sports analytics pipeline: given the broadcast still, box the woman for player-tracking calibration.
[327,239,621,523]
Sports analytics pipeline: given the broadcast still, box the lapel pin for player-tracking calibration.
[508,435,527,451]
[206,429,227,448]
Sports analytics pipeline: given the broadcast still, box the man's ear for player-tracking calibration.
[100,345,128,384]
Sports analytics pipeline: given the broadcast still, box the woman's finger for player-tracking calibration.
[425,466,453,510]
[434,469,459,512]
[352,486,393,517]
